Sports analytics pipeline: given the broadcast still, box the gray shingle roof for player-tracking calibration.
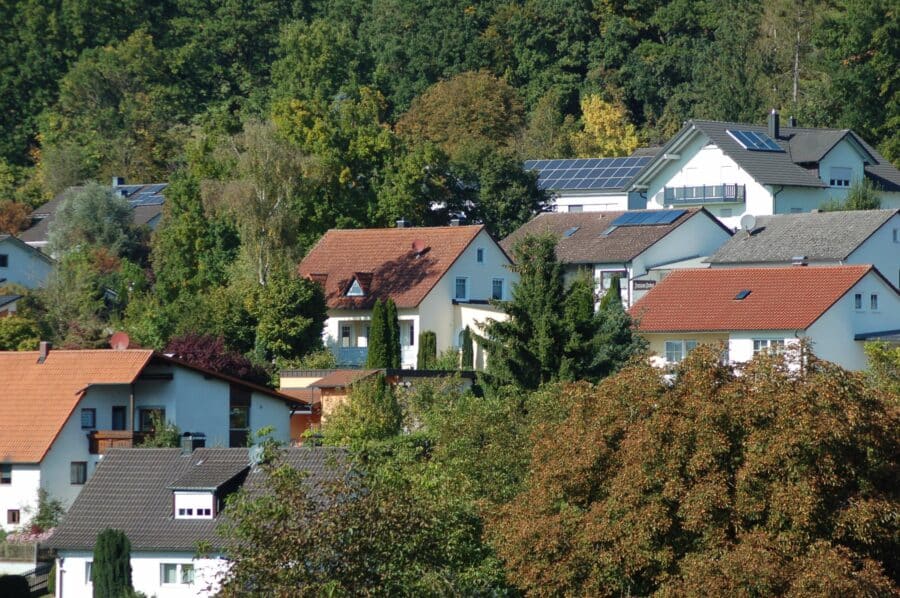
[502,208,729,264]
[636,120,900,192]
[169,450,251,490]
[45,447,349,552]
[706,209,899,264]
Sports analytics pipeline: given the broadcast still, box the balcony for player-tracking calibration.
[336,347,368,366]
[88,430,148,455]
[663,183,746,204]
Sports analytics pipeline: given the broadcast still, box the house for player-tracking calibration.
[629,265,900,370]
[298,224,515,369]
[628,111,900,228]
[0,294,21,317]
[45,446,348,598]
[0,234,55,288]
[0,345,307,533]
[502,208,732,306]
[523,147,658,213]
[18,177,167,249]
[706,209,900,287]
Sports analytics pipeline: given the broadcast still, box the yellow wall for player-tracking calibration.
[642,332,730,366]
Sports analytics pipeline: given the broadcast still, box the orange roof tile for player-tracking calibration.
[0,350,153,463]
[298,225,486,309]
[630,265,874,332]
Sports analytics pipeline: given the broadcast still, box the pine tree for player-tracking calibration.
[460,326,474,370]
[598,275,622,312]
[417,331,437,369]
[366,299,388,368]
[559,274,600,381]
[93,528,133,598]
[384,298,401,369]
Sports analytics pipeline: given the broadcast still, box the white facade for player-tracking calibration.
[0,236,54,289]
[56,551,228,598]
[643,270,900,371]
[553,191,640,213]
[639,133,900,229]
[1,361,293,532]
[323,228,515,369]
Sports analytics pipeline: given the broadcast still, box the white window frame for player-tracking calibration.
[161,563,195,585]
[568,205,583,213]
[870,293,879,311]
[340,325,351,348]
[491,278,504,300]
[346,279,364,297]
[85,561,93,585]
[81,408,96,429]
[664,340,697,363]
[752,339,786,355]
[454,277,468,301]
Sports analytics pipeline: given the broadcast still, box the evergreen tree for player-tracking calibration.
[385,298,401,369]
[559,274,599,381]
[366,299,388,368]
[598,275,622,312]
[460,326,474,371]
[417,331,437,369]
[92,528,133,598]
[479,234,565,389]
[594,281,647,379]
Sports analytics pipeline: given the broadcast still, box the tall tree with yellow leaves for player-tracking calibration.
[570,95,640,157]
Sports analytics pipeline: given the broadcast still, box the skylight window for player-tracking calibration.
[563,226,580,237]
[726,129,784,152]
[346,279,364,297]
[735,289,751,300]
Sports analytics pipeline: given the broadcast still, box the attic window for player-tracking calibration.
[346,279,364,297]
[563,226,579,237]
[829,167,852,187]
[735,290,751,300]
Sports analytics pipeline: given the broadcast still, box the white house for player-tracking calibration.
[298,224,516,370]
[630,265,900,370]
[502,208,732,306]
[0,234,54,288]
[706,208,900,288]
[45,446,348,598]
[523,148,658,213]
[18,177,167,249]
[627,112,900,229]
[0,346,307,533]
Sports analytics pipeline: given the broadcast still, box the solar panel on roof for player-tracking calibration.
[726,129,784,152]
[521,156,652,190]
[609,210,686,227]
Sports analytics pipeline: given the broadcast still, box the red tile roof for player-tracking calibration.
[298,225,487,309]
[0,350,154,463]
[630,265,874,332]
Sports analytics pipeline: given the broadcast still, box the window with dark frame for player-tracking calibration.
[85,561,93,584]
[112,406,127,431]
[0,464,11,484]
[81,408,96,429]
[0,254,7,268]
[139,408,165,432]
[854,293,863,310]
[7,509,19,525]
[70,461,87,485]
[476,248,484,263]
[492,278,503,300]
[454,277,467,300]
[229,386,251,448]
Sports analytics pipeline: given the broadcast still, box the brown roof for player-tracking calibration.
[298,225,487,309]
[0,350,154,463]
[630,265,875,332]
[502,208,727,264]
[310,369,380,389]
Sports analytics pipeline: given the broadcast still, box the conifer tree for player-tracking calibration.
[460,326,474,370]
[598,275,622,312]
[92,528,133,598]
[384,298,401,369]
[417,331,437,369]
[366,299,387,368]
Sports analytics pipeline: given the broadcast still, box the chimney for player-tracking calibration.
[111,176,125,187]
[788,116,797,128]
[768,109,780,139]
[38,341,51,364]
[396,218,407,228]
[181,432,206,454]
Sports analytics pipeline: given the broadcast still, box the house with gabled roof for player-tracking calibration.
[0,345,307,533]
[502,208,732,306]
[45,446,348,598]
[627,112,900,228]
[706,208,900,288]
[298,224,515,369]
[629,265,900,370]
[18,177,167,249]
[0,234,54,289]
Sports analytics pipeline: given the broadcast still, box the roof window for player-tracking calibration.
[346,279,364,297]
[735,290,751,300]
[563,226,580,237]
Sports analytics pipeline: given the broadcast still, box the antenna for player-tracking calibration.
[109,331,130,351]
[739,213,757,232]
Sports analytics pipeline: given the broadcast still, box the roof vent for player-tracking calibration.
[792,255,808,266]
[396,218,407,228]
[735,290,751,300]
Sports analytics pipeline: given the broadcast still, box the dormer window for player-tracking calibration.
[829,167,852,187]
[173,491,215,519]
[346,279,364,297]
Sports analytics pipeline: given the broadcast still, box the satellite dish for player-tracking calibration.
[411,239,426,254]
[109,331,130,351]
[740,213,757,231]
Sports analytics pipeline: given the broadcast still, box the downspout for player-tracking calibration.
[771,185,784,213]
[129,384,135,436]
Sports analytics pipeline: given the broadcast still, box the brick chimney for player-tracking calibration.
[38,341,51,364]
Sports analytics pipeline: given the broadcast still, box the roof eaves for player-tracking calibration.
[630,121,699,188]
[804,265,875,330]
[409,225,489,307]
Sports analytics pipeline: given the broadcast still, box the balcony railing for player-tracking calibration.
[336,347,368,366]
[88,430,148,455]
[663,183,746,204]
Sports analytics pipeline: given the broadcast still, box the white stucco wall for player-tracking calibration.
[0,464,40,532]
[553,191,630,212]
[849,212,900,288]
[0,238,53,289]
[57,551,229,598]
